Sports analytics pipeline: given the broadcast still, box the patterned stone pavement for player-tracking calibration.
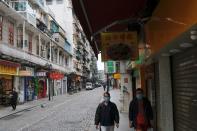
[0,88,104,131]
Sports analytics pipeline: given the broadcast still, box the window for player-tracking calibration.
[50,21,59,33]
[28,34,32,53]
[56,0,63,4]
[17,28,23,48]
[0,15,3,40]
[14,2,26,11]
[8,21,14,45]
[46,0,53,5]
[36,38,39,55]
[65,57,68,66]
[54,49,58,63]
[40,40,46,58]
[46,42,50,60]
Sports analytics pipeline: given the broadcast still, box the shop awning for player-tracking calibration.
[71,0,159,56]
[0,59,20,67]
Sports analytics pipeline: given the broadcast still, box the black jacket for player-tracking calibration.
[95,101,119,126]
[11,91,18,104]
[129,97,153,128]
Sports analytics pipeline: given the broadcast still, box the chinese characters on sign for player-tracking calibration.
[0,65,18,75]
[0,60,20,75]
[101,32,138,61]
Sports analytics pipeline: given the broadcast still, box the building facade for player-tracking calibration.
[46,0,97,92]
[0,0,72,105]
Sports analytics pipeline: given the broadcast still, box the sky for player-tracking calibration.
[97,53,104,70]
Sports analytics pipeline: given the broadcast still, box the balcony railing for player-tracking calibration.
[9,1,36,27]
[1,0,9,5]
[65,41,72,55]
[31,0,47,12]
[52,33,66,49]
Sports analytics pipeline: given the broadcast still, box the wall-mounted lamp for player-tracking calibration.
[190,30,197,40]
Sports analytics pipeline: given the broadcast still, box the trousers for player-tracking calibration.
[100,126,114,131]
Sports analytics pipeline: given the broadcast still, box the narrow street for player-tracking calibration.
[0,88,104,131]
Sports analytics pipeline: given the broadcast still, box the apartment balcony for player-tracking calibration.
[76,63,82,71]
[77,41,85,47]
[31,0,47,12]
[77,44,83,49]
[36,16,48,32]
[9,0,36,27]
[76,53,82,60]
[52,33,65,49]
[76,48,83,55]
[0,43,71,74]
[65,41,72,55]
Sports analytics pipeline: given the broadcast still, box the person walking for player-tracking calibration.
[103,83,106,91]
[10,88,18,110]
[95,92,119,131]
[129,88,153,131]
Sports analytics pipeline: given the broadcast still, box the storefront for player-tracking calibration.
[76,76,82,90]
[36,71,47,99]
[0,60,20,106]
[49,72,64,95]
[19,67,35,102]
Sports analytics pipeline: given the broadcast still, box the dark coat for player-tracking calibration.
[129,97,153,128]
[11,91,18,104]
[95,101,119,126]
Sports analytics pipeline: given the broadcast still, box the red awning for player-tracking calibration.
[49,72,64,80]
[0,59,21,67]
[72,0,159,56]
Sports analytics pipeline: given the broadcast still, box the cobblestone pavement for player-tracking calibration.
[0,88,104,131]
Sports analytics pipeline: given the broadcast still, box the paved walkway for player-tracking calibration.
[0,92,78,119]
[110,89,134,131]
[0,89,135,131]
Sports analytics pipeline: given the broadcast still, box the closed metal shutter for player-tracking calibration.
[172,47,197,131]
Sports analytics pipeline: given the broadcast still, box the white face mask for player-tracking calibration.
[136,94,143,100]
[104,96,110,102]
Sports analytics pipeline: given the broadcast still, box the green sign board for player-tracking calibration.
[106,61,115,74]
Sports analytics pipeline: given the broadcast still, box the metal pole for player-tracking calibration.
[107,74,109,92]
[48,78,51,101]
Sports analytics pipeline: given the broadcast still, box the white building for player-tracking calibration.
[98,70,106,82]
[46,0,74,71]
[0,0,72,105]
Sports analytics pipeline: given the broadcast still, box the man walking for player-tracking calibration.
[95,92,119,131]
[103,83,106,91]
[129,88,153,131]
[10,88,18,110]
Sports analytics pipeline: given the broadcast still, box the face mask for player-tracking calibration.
[104,96,110,102]
[136,94,143,100]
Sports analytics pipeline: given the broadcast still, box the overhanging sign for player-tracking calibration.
[106,61,115,74]
[101,32,138,61]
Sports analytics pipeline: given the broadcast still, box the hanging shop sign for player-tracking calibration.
[19,70,33,76]
[105,61,116,74]
[49,72,64,80]
[0,60,20,75]
[114,73,121,79]
[19,67,34,76]
[36,72,47,77]
[101,32,138,61]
